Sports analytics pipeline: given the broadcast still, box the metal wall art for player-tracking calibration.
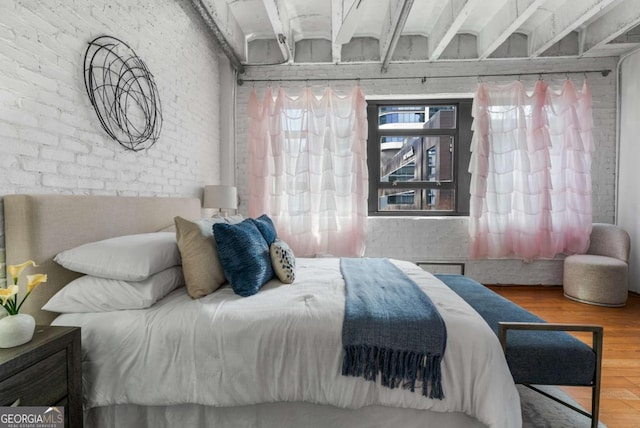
[83,36,163,151]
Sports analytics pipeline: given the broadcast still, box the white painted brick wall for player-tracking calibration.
[0,0,228,280]
[236,58,618,284]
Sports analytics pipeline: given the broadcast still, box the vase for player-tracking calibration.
[0,313,36,348]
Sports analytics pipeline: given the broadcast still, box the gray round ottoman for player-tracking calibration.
[562,223,630,307]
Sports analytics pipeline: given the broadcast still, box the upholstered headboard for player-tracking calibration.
[4,194,202,325]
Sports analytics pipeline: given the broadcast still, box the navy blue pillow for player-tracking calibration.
[213,219,275,297]
[250,214,277,246]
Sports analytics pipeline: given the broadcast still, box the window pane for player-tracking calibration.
[425,136,454,182]
[380,136,454,183]
[378,189,455,212]
[378,105,456,129]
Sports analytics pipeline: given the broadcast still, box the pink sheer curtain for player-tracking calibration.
[469,80,594,259]
[248,86,368,257]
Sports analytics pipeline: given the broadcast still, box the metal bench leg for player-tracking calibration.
[591,326,603,428]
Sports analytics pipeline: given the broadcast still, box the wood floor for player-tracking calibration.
[488,285,640,428]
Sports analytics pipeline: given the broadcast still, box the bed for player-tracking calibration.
[3,194,522,428]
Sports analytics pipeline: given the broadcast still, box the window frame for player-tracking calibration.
[367,98,473,216]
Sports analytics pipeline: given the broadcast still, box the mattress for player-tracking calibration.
[52,258,521,427]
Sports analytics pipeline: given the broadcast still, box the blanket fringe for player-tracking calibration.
[342,345,444,399]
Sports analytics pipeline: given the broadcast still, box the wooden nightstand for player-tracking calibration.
[0,325,81,428]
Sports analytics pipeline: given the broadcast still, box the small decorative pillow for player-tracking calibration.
[54,232,181,281]
[270,239,295,284]
[213,219,274,297]
[250,214,277,246]
[42,266,184,313]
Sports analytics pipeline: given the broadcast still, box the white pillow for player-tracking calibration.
[42,267,184,313]
[54,232,181,281]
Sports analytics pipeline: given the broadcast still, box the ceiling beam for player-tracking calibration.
[429,0,481,61]
[380,0,414,72]
[581,0,640,54]
[529,0,618,57]
[335,0,365,45]
[331,0,344,63]
[477,0,545,60]
[261,0,293,63]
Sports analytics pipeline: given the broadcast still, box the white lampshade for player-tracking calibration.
[203,185,238,210]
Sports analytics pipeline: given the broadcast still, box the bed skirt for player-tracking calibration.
[86,402,487,428]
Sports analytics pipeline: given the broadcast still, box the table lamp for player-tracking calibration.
[203,185,238,216]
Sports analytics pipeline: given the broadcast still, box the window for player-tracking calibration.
[367,99,473,215]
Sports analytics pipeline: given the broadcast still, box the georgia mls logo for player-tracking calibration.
[0,406,64,428]
[44,407,63,417]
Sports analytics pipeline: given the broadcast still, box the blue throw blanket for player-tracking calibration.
[340,258,447,399]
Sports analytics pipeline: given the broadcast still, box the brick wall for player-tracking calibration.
[0,0,227,282]
[236,57,618,284]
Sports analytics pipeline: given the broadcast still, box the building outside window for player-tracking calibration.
[367,99,473,215]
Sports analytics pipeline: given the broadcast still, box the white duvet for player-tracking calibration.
[52,258,521,428]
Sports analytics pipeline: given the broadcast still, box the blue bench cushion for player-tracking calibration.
[435,274,596,386]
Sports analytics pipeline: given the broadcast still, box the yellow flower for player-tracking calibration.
[2,260,46,315]
[0,285,18,306]
[7,260,37,284]
[27,274,47,293]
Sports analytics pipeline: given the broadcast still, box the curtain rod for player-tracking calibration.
[237,69,611,85]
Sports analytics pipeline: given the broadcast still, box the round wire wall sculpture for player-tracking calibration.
[83,36,162,151]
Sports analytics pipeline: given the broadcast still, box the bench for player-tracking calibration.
[435,274,603,428]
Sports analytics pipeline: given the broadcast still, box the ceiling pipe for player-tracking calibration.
[189,0,246,74]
